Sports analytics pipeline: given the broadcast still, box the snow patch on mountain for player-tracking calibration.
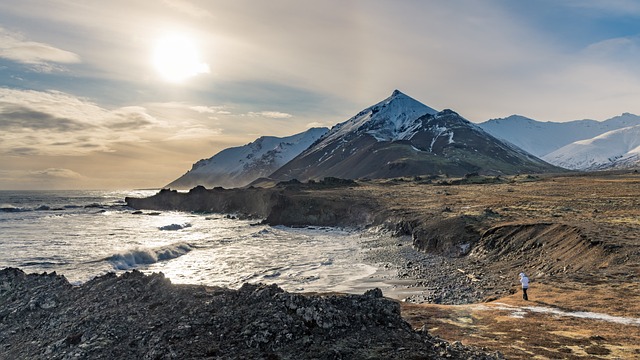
[542,125,640,170]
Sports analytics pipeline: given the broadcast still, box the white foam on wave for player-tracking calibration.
[106,242,195,270]
[158,223,192,231]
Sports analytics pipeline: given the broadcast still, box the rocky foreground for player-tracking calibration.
[0,268,501,360]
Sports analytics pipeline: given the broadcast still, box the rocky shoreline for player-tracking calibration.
[0,268,502,359]
[126,173,640,308]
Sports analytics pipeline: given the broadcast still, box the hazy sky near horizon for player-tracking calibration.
[1,0,640,189]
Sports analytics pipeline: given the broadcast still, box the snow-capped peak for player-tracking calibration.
[320,90,437,146]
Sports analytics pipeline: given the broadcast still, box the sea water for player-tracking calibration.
[0,190,395,294]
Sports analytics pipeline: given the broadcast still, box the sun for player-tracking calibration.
[152,34,209,83]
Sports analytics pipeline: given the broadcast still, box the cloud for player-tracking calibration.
[0,27,80,72]
[6,147,39,156]
[189,105,229,114]
[29,168,84,179]
[0,105,93,131]
[107,106,165,130]
[584,35,640,62]
[247,111,293,119]
[166,125,223,140]
[0,88,162,155]
[0,168,88,190]
[306,121,328,129]
[0,89,244,160]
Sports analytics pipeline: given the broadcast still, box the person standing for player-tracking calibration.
[519,272,529,300]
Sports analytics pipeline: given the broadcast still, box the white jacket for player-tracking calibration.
[520,274,529,289]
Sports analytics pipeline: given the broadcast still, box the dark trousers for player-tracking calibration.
[522,287,528,301]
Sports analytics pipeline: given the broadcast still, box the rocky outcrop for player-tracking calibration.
[411,215,483,257]
[0,268,501,360]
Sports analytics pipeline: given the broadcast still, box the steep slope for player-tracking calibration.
[478,113,640,157]
[542,124,640,170]
[166,127,328,189]
[269,91,558,182]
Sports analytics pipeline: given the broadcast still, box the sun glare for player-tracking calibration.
[152,34,209,83]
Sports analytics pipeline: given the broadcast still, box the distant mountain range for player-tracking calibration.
[478,113,640,170]
[166,128,328,189]
[165,91,639,189]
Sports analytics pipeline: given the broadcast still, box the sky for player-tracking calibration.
[1,0,640,190]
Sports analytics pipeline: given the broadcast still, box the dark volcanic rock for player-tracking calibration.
[0,268,501,360]
[412,215,482,257]
[126,185,377,228]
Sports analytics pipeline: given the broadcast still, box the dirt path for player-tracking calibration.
[402,281,640,359]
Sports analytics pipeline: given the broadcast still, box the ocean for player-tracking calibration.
[0,190,396,295]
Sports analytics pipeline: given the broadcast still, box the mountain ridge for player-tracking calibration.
[269,91,559,182]
[478,113,640,158]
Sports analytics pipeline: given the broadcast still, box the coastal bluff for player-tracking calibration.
[126,180,379,228]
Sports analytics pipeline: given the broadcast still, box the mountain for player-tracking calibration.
[478,113,640,157]
[166,127,328,189]
[542,125,640,170]
[268,90,558,182]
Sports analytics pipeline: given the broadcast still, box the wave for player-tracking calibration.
[158,223,192,231]
[0,203,111,213]
[105,242,195,270]
[19,260,70,268]
[0,204,29,212]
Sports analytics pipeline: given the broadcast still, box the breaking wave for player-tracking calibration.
[0,204,28,213]
[106,242,195,270]
[158,223,192,231]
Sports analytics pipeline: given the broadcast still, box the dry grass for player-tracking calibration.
[402,282,640,359]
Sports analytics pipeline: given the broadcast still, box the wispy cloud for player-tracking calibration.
[189,105,229,114]
[0,168,87,190]
[0,27,80,72]
[108,106,165,130]
[306,121,329,129]
[29,168,84,179]
[166,125,223,140]
[0,105,93,131]
[584,35,640,62]
[247,111,293,119]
